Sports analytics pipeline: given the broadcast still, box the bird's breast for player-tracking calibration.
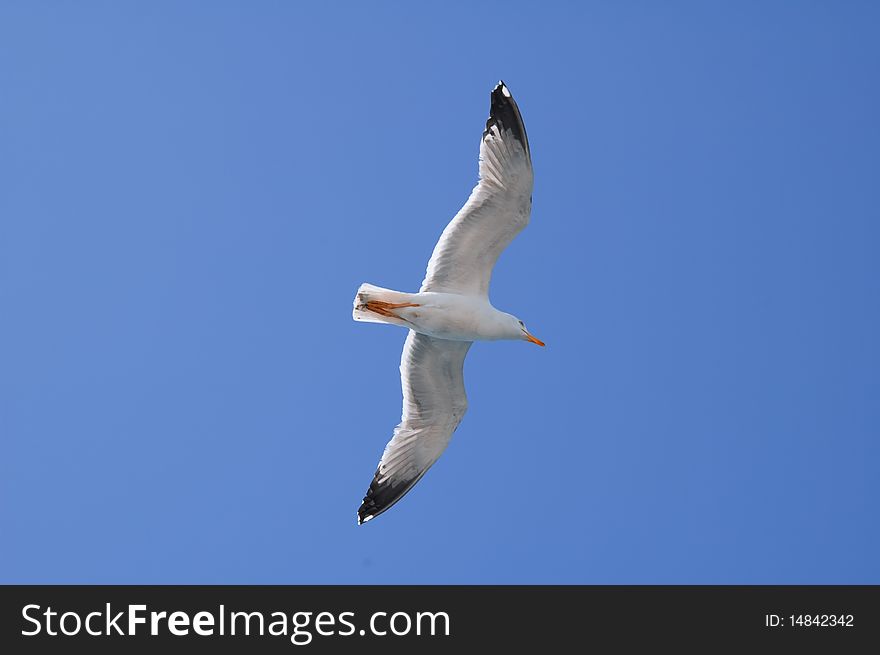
[397,293,500,341]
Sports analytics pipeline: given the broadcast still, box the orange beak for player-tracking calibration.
[525,332,545,347]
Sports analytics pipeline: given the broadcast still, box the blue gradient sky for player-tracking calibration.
[2,3,878,583]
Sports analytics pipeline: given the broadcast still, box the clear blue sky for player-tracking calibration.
[2,2,878,583]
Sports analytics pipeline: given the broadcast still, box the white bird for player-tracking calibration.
[353,81,543,524]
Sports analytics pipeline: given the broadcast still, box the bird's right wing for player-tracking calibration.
[357,331,472,524]
[419,81,534,298]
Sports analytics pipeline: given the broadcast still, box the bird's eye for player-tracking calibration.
[519,320,524,327]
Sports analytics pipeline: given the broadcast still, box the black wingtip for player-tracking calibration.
[484,81,530,157]
[356,467,428,525]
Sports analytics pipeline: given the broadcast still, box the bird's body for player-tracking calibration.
[353,81,543,524]
[355,286,523,342]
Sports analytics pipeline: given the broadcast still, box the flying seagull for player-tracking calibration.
[353,81,542,524]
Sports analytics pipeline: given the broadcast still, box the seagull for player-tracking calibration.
[353,81,543,524]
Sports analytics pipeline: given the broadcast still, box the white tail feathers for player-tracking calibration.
[352,283,417,327]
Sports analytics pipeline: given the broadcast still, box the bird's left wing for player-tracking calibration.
[419,81,534,298]
[358,331,472,524]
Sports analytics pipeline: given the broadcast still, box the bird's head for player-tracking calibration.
[510,315,545,347]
